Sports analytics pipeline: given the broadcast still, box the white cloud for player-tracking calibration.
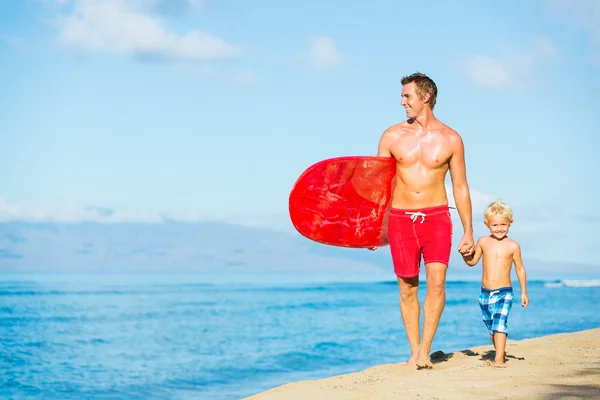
[3,35,25,49]
[0,197,164,223]
[172,63,260,86]
[2,195,598,265]
[231,72,260,86]
[442,188,600,265]
[0,197,290,225]
[1,187,499,226]
[547,0,600,62]
[55,0,240,62]
[465,37,557,89]
[446,186,499,215]
[531,36,557,58]
[465,56,510,89]
[308,36,343,70]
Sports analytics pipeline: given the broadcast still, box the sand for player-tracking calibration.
[245,328,600,400]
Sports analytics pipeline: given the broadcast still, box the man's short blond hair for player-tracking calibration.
[484,200,513,225]
[401,72,438,110]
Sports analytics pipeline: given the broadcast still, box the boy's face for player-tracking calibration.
[485,215,512,240]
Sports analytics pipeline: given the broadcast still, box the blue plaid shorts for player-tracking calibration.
[478,286,514,335]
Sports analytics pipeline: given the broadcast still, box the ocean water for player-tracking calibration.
[1,273,599,400]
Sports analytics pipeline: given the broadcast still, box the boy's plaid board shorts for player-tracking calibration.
[478,286,514,335]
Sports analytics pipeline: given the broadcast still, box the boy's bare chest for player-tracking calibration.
[482,242,514,264]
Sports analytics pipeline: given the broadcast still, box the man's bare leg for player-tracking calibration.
[397,275,420,366]
[416,262,447,369]
[493,332,507,368]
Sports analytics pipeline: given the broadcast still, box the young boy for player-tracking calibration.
[462,200,529,368]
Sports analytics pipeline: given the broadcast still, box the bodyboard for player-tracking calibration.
[288,156,396,248]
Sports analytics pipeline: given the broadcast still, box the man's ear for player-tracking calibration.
[422,92,431,104]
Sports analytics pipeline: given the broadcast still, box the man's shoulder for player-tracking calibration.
[433,120,461,140]
[381,122,410,140]
[383,121,410,133]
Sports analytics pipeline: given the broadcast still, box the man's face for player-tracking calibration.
[401,82,428,119]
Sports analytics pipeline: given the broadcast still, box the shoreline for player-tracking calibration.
[245,328,600,400]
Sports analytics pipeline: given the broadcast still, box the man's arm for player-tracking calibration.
[513,243,529,307]
[377,129,393,157]
[368,129,395,252]
[448,133,474,254]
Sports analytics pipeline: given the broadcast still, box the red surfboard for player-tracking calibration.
[289,156,396,248]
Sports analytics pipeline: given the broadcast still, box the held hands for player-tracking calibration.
[457,233,475,256]
[521,293,529,308]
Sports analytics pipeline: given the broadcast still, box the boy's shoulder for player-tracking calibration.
[476,235,492,245]
[497,237,521,254]
[504,237,521,251]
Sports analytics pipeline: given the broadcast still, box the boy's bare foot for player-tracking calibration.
[485,360,507,368]
[494,357,506,368]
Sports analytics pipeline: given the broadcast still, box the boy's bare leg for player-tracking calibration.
[416,262,447,369]
[493,332,507,368]
[397,275,420,366]
[487,332,497,364]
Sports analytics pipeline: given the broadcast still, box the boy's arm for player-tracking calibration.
[462,237,483,266]
[513,243,529,307]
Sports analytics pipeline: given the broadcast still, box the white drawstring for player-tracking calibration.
[406,211,426,223]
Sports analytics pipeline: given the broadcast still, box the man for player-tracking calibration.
[376,72,475,369]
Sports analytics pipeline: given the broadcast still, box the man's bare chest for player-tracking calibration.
[390,137,452,168]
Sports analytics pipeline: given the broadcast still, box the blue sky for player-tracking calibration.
[1,0,599,265]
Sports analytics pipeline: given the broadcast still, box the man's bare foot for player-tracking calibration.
[415,346,433,369]
[406,354,417,366]
[416,358,433,369]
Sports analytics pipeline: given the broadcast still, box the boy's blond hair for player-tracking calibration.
[484,200,513,225]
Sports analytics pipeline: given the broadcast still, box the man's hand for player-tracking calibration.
[368,247,377,251]
[457,233,475,256]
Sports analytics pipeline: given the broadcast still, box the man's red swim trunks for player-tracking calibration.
[387,205,453,278]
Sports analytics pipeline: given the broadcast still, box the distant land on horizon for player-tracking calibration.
[0,220,597,280]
